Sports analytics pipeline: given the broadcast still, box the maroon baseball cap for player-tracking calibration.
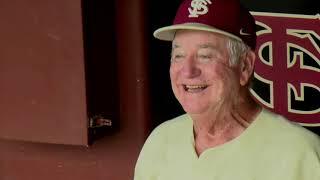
[153,0,257,49]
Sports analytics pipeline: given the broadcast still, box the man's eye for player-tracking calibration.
[198,54,212,62]
[199,55,211,58]
[171,54,184,62]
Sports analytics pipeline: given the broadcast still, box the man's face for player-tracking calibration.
[170,30,242,115]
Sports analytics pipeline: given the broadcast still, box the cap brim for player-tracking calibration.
[153,23,242,42]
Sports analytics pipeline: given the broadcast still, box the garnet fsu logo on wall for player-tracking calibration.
[251,12,320,126]
[249,12,320,126]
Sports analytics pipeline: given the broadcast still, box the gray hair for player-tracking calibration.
[227,38,255,87]
[227,38,250,66]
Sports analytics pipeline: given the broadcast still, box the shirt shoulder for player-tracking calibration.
[149,114,191,138]
[257,109,320,151]
[134,114,192,180]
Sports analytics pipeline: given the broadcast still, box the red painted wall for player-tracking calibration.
[0,0,150,179]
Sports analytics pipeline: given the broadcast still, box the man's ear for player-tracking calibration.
[239,50,256,86]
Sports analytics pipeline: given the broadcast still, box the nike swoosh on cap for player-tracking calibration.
[240,28,251,35]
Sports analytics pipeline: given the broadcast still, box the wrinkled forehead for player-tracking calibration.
[172,30,230,49]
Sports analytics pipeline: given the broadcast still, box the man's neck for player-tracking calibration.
[191,92,261,156]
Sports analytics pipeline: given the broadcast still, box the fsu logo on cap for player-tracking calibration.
[250,12,320,126]
[188,0,212,18]
[154,0,257,49]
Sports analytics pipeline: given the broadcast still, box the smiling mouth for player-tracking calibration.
[183,84,208,93]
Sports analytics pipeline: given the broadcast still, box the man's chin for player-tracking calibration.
[182,106,208,115]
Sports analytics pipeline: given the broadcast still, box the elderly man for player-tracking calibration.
[134,0,320,179]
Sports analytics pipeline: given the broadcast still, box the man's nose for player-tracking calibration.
[181,56,201,78]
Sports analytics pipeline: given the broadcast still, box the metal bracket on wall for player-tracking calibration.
[89,115,112,128]
[88,115,113,145]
